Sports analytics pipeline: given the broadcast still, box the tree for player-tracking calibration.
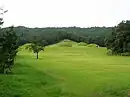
[27,36,46,59]
[0,27,18,73]
[105,21,130,55]
[0,8,18,73]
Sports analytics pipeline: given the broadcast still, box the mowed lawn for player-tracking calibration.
[1,45,130,97]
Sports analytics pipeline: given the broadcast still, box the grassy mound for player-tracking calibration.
[58,39,77,47]
[18,43,32,51]
[78,42,87,46]
[87,44,99,47]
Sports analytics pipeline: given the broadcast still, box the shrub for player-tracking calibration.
[106,50,130,56]
[121,52,130,56]
[107,50,113,56]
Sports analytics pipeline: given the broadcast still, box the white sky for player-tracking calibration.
[0,0,130,27]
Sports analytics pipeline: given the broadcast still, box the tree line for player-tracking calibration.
[13,26,112,47]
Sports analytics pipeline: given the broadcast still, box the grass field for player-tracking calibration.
[1,44,130,97]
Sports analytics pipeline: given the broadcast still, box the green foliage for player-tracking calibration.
[28,36,45,59]
[0,27,18,73]
[0,10,18,73]
[29,43,44,53]
[12,26,112,47]
[106,49,113,56]
[105,21,130,56]
[78,42,87,46]
[121,52,130,56]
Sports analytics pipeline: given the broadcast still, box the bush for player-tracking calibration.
[78,42,87,46]
[121,52,130,56]
[106,49,130,56]
[87,44,99,47]
[107,50,113,56]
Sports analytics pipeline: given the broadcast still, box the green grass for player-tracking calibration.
[1,45,130,97]
[57,39,77,47]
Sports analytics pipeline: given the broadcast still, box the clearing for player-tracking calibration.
[1,44,130,97]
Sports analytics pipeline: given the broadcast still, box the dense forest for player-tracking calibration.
[13,26,113,47]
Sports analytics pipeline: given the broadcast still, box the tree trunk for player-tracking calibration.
[36,52,38,59]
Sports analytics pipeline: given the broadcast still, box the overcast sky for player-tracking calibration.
[0,0,130,28]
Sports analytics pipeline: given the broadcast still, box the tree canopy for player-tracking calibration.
[12,26,112,47]
[26,36,46,59]
[105,21,130,55]
[0,9,18,74]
